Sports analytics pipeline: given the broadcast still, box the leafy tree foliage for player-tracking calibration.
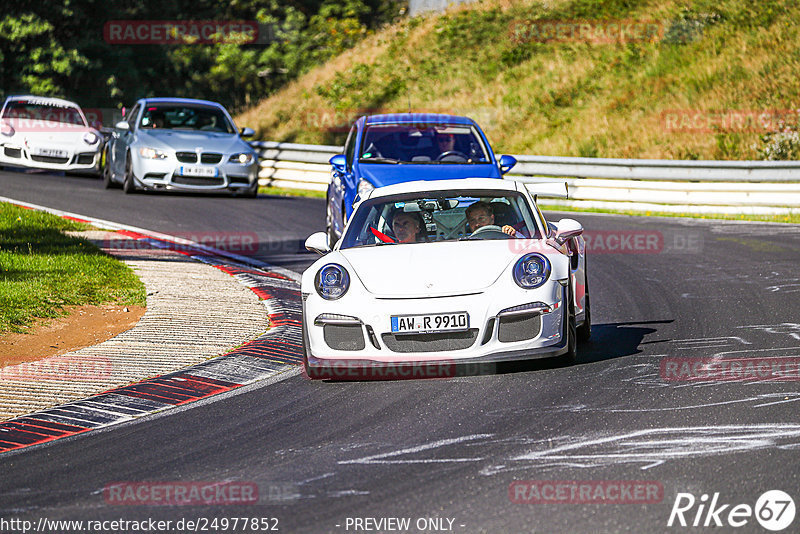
[1,0,404,117]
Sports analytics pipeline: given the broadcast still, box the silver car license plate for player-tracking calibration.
[179,165,218,177]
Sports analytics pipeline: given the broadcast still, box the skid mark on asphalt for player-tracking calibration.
[339,434,494,465]
[479,424,800,474]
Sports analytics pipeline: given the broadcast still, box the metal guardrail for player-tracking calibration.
[250,141,799,214]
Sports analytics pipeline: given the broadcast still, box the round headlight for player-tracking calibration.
[357,179,374,197]
[513,253,551,289]
[314,263,350,300]
[83,132,99,145]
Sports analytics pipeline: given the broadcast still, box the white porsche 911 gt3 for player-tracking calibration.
[301,178,590,379]
[0,95,103,174]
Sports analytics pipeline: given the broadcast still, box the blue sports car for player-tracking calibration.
[325,113,517,244]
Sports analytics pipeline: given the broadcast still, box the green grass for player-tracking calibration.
[0,203,146,334]
[238,0,800,161]
[538,204,800,223]
[258,185,326,199]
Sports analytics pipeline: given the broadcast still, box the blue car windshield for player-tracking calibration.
[139,105,235,134]
[359,124,490,164]
[340,190,542,249]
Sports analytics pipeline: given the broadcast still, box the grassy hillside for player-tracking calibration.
[237,0,800,160]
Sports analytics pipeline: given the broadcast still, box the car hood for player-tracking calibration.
[9,123,98,147]
[358,163,501,188]
[137,130,249,153]
[339,240,532,297]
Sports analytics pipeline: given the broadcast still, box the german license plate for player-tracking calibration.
[33,147,67,158]
[179,165,218,177]
[391,312,469,334]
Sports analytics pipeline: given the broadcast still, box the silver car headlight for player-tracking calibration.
[513,253,551,289]
[82,132,99,145]
[315,263,350,300]
[139,147,168,159]
[229,152,255,164]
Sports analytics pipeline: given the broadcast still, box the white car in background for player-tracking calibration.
[0,95,103,174]
[301,178,590,379]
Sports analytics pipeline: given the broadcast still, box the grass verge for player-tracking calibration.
[258,185,326,199]
[0,203,146,334]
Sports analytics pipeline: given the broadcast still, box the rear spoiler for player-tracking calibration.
[523,181,569,199]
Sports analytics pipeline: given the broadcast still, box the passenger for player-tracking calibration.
[465,201,517,236]
[391,210,426,243]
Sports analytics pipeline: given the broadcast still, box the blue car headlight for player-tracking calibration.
[513,253,551,289]
[315,263,350,300]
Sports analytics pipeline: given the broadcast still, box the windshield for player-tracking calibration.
[2,100,86,126]
[359,123,490,164]
[340,190,541,249]
[139,105,235,133]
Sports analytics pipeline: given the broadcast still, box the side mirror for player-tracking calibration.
[115,121,130,131]
[240,127,255,137]
[499,154,517,174]
[305,232,331,255]
[329,154,346,174]
[554,218,584,245]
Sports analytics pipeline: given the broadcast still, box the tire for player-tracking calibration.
[102,148,116,189]
[122,154,137,194]
[245,181,259,198]
[302,326,324,380]
[577,265,591,342]
[560,284,578,365]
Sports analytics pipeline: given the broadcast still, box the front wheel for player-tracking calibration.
[577,267,591,342]
[560,284,577,365]
[122,155,137,194]
[102,148,116,189]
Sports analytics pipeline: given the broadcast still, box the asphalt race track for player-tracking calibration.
[1,168,800,533]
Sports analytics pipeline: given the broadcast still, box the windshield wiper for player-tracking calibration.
[359,157,400,164]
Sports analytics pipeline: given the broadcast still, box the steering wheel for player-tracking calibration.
[435,150,469,162]
[469,225,512,240]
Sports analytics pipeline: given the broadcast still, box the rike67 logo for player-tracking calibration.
[668,490,795,531]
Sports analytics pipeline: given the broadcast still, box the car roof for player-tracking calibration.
[140,97,225,108]
[364,113,476,126]
[4,95,81,108]
[365,178,522,200]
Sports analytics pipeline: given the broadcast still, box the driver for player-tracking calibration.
[465,201,518,236]
[391,210,426,243]
[434,132,457,158]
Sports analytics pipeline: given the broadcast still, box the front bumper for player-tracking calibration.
[0,143,101,173]
[132,156,258,192]
[303,283,569,368]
